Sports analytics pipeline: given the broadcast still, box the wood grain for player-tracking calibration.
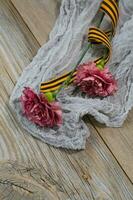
[90,110,133,182]
[11,0,133,183]
[0,0,133,199]
[11,0,61,45]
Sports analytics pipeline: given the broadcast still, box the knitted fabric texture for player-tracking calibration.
[10,0,133,150]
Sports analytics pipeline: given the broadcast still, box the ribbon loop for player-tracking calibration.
[88,27,111,65]
[100,0,119,34]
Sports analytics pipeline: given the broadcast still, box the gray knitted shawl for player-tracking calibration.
[10,0,133,150]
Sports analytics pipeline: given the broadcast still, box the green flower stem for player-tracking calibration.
[54,12,105,97]
[54,43,91,96]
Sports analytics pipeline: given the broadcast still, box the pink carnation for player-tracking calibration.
[20,87,62,127]
[75,62,117,97]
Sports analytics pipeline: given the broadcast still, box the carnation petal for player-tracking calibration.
[20,88,63,127]
[75,62,117,97]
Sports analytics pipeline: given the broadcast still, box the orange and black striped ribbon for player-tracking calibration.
[100,0,119,34]
[40,0,119,94]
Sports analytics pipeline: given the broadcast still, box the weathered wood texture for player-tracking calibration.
[90,109,133,182]
[11,0,61,45]
[0,0,133,199]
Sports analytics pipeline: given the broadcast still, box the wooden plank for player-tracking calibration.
[11,0,61,45]
[0,0,133,199]
[1,83,133,199]
[10,0,133,182]
[90,110,133,182]
[1,81,133,200]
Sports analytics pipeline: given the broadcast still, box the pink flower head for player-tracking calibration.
[20,87,62,127]
[75,62,117,97]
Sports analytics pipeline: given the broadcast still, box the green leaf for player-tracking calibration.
[96,59,105,70]
[45,92,55,102]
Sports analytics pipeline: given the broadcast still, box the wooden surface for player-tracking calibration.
[0,0,133,199]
